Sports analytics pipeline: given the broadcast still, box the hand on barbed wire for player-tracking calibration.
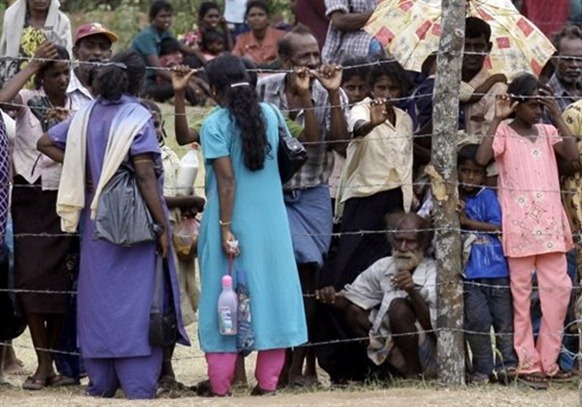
[171,65,197,92]
[456,199,469,226]
[538,86,560,121]
[30,41,58,70]
[494,94,518,121]
[293,66,311,96]
[315,286,339,304]
[312,64,342,92]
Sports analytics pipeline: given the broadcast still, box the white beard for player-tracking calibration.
[393,248,423,271]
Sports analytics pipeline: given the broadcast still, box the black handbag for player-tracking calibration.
[148,255,178,347]
[0,243,26,341]
[269,104,308,184]
[94,158,159,246]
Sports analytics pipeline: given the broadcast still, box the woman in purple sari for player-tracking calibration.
[38,50,188,399]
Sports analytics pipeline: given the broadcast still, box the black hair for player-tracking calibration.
[198,1,220,22]
[507,72,541,103]
[457,143,484,168]
[465,17,491,43]
[241,57,258,88]
[206,54,269,171]
[149,0,173,21]
[386,212,433,252]
[278,24,314,59]
[553,25,582,52]
[341,56,370,84]
[160,37,182,56]
[200,28,224,52]
[34,45,70,90]
[246,0,269,18]
[367,57,413,95]
[93,49,145,101]
[421,52,437,78]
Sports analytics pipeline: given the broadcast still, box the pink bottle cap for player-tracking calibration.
[222,275,233,288]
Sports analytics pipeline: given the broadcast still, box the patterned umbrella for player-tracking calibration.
[364,0,555,74]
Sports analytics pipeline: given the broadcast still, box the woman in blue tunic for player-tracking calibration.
[37,50,188,399]
[196,54,307,396]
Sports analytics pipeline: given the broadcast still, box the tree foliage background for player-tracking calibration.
[1,0,292,49]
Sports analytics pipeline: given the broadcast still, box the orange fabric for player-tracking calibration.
[232,27,285,65]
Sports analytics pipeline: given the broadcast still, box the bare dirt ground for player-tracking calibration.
[1,326,579,407]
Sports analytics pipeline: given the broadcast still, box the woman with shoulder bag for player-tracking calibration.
[37,50,189,400]
[193,53,307,396]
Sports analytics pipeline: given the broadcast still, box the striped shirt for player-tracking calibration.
[257,73,349,190]
[322,0,376,63]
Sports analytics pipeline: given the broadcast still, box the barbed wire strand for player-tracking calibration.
[2,324,581,361]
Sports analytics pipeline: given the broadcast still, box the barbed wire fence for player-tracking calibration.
[0,5,582,397]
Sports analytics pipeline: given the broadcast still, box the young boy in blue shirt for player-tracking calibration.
[457,143,517,384]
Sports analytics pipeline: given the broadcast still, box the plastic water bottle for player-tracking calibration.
[218,275,237,335]
[176,147,199,196]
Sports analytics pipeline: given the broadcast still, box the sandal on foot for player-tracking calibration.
[22,376,49,390]
[192,380,230,397]
[517,372,549,390]
[48,374,79,387]
[496,367,517,385]
[250,385,276,396]
[469,373,489,385]
[547,370,576,382]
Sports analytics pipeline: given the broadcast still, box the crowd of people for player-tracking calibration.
[0,0,582,399]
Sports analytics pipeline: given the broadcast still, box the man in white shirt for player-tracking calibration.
[316,213,436,382]
[68,22,118,110]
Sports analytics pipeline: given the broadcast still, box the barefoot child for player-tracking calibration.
[476,73,581,389]
[457,143,517,384]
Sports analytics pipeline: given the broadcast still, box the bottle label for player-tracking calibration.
[219,306,236,335]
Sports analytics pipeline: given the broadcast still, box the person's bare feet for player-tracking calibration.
[4,359,27,375]
[3,348,27,376]
[301,374,321,387]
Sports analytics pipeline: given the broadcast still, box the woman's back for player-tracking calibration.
[201,103,279,197]
[198,102,306,353]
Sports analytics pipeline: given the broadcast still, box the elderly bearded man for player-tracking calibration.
[316,213,437,381]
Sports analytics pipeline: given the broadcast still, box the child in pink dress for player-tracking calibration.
[476,73,581,388]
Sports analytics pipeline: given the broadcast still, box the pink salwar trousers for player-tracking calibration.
[206,348,285,396]
[507,252,571,375]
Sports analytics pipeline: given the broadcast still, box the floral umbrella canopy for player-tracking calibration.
[364,0,555,75]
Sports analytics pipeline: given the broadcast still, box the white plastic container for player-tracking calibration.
[218,275,238,335]
[176,147,199,196]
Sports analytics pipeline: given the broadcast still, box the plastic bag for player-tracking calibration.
[172,217,200,262]
[176,148,199,196]
[236,268,254,355]
[94,161,158,246]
